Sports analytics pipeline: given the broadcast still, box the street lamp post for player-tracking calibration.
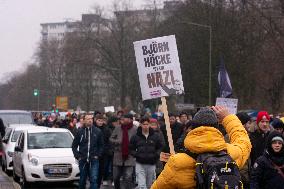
[178,21,212,106]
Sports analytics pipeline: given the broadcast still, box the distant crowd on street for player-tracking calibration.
[30,107,284,189]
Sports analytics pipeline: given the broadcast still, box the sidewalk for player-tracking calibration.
[0,170,20,189]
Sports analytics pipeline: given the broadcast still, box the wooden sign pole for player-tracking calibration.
[161,96,175,155]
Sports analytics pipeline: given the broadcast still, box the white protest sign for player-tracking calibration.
[133,35,184,100]
[104,106,115,113]
[215,98,238,114]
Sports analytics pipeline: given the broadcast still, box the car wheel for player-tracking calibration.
[3,163,7,173]
[22,168,31,189]
[6,168,12,176]
[3,159,7,173]
[13,168,20,183]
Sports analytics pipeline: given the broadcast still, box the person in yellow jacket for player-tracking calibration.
[151,106,252,189]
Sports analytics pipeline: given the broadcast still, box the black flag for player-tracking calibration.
[218,58,232,98]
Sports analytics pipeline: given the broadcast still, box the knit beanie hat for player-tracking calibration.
[236,112,251,125]
[149,118,158,123]
[108,116,119,123]
[192,107,218,129]
[256,111,270,124]
[266,131,284,158]
[271,118,284,129]
[271,136,284,143]
[121,113,133,120]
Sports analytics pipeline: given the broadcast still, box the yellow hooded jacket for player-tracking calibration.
[151,114,252,189]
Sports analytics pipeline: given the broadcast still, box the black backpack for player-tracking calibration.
[186,150,243,189]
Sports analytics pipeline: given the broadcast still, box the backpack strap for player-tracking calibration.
[183,150,206,187]
[184,149,198,160]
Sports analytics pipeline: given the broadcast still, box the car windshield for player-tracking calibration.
[11,131,22,142]
[27,132,73,149]
[3,128,12,141]
[0,113,33,126]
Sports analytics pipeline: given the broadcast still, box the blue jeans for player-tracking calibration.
[79,159,99,189]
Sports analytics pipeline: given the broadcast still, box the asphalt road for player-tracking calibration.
[20,182,114,189]
[0,169,114,189]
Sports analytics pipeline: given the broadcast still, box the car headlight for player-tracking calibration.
[8,151,14,157]
[28,153,39,166]
[30,158,39,166]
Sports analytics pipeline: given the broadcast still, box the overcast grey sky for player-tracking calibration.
[0,0,145,81]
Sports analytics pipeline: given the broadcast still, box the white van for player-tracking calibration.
[0,110,34,128]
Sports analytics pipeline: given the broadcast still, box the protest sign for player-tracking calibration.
[104,106,115,113]
[133,35,185,155]
[133,35,184,100]
[215,98,238,114]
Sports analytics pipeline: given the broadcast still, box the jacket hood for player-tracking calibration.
[266,131,284,155]
[184,126,226,153]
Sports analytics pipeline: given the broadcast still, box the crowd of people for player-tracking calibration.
[31,107,284,189]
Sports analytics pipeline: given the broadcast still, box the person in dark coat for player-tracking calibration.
[67,117,78,136]
[129,117,163,189]
[149,118,165,147]
[109,113,137,189]
[0,118,5,137]
[159,113,183,164]
[160,113,183,154]
[174,120,192,153]
[0,118,4,158]
[250,131,284,189]
[236,112,252,189]
[249,111,271,166]
[236,112,253,132]
[106,116,120,184]
[107,116,120,131]
[72,113,104,189]
[271,118,284,134]
[179,111,189,126]
[45,113,58,128]
[148,118,165,177]
[94,114,113,188]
